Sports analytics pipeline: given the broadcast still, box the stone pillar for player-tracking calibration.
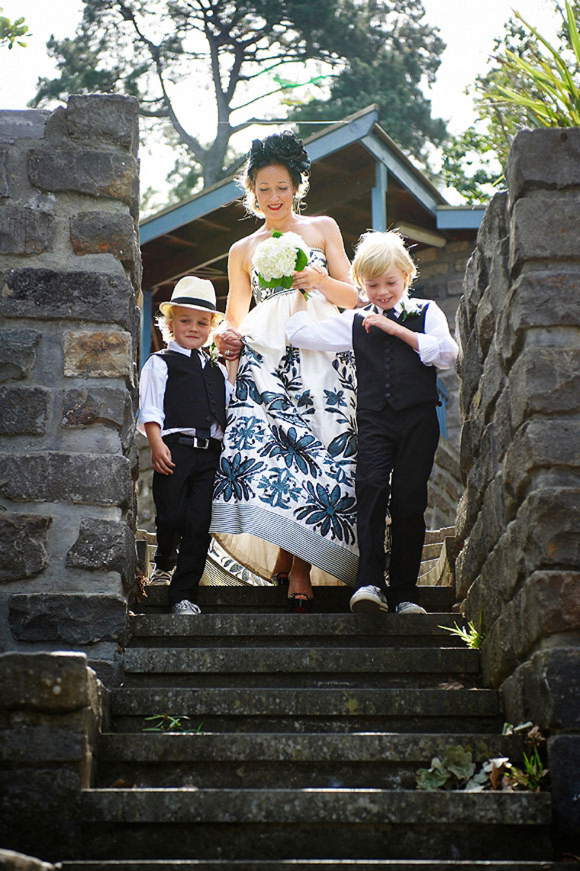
[454,128,580,838]
[0,96,141,683]
[0,652,105,861]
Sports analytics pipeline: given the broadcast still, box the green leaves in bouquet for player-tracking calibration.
[257,232,309,289]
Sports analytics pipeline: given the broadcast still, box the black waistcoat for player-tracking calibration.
[352,305,439,412]
[156,349,226,431]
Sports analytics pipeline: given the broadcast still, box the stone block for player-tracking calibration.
[475,288,495,359]
[515,488,580,576]
[0,206,54,255]
[504,420,580,516]
[510,192,580,269]
[459,416,483,482]
[0,329,41,381]
[475,192,508,258]
[492,388,513,463]
[486,237,510,314]
[60,386,130,429]
[478,343,504,424]
[501,647,580,732]
[460,248,485,332]
[1,269,134,329]
[0,148,9,197]
[0,110,50,143]
[508,346,580,430]
[0,727,88,765]
[63,330,132,379]
[0,514,51,583]
[0,651,97,712]
[66,518,134,582]
[0,387,49,435]
[499,270,580,367]
[457,331,482,420]
[0,452,132,507]
[27,148,138,205]
[70,210,138,263]
[9,594,126,644]
[66,94,139,154]
[507,127,580,201]
[548,735,580,835]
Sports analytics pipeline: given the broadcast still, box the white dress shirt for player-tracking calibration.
[286,299,458,370]
[137,340,233,439]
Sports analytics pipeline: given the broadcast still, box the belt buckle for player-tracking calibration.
[193,436,209,450]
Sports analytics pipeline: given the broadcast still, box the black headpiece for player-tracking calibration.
[247,131,310,187]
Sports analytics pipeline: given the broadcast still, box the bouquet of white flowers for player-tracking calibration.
[253,230,310,296]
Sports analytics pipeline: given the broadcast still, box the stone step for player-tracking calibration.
[109,686,500,734]
[62,863,571,871]
[122,645,480,688]
[76,789,553,861]
[134,585,456,614]
[96,731,523,790]
[127,613,467,649]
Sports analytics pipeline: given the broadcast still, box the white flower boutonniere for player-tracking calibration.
[207,342,220,366]
[253,230,310,298]
[399,295,422,322]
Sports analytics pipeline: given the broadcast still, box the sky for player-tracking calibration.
[0,0,564,206]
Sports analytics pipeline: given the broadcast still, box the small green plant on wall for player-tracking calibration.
[143,714,204,733]
[439,612,485,648]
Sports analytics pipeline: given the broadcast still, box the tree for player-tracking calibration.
[32,0,447,194]
[443,1,577,202]
[0,8,28,49]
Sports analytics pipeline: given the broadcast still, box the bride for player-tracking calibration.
[211,131,359,610]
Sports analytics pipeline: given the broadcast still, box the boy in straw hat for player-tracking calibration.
[138,276,234,615]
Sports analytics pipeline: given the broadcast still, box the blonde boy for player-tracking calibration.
[138,277,233,615]
[286,231,458,614]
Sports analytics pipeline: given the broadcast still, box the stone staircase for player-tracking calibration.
[61,532,565,870]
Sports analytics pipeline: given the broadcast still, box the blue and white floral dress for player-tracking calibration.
[210,249,359,586]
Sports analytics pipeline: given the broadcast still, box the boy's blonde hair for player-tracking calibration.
[351,230,417,291]
[156,306,222,346]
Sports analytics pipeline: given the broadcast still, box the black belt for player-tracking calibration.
[163,434,222,451]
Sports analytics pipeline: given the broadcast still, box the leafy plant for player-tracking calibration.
[485,1,580,128]
[416,745,504,792]
[143,714,204,733]
[439,612,485,648]
[506,746,550,792]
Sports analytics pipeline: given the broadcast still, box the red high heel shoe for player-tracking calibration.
[288,593,313,613]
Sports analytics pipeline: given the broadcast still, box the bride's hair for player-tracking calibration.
[240,131,310,216]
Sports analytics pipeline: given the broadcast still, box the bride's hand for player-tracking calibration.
[215,328,244,361]
[292,263,329,295]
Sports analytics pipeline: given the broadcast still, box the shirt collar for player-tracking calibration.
[168,339,203,358]
[374,302,403,316]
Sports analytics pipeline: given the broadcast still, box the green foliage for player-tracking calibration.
[416,743,549,793]
[485,2,580,128]
[31,0,447,197]
[0,8,28,49]
[443,2,580,201]
[143,714,204,733]
[506,746,550,792]
[439,613,485,648]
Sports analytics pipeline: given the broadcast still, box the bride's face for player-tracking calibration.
[253,164,295,218]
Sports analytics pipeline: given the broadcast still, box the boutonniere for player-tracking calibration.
[207,342,220,366]
[252,230,310,298]
[399,296,421,322]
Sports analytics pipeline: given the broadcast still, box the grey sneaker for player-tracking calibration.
[149,567,173,585]
[171,599,201,615]
[350,585,389,614]
[395,601,427,615]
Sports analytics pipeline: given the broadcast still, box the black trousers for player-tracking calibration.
[355,403,440,609]
[152,438,221,606]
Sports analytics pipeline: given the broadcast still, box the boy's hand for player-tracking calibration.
[362,312,397,335]
[151,441,175,475]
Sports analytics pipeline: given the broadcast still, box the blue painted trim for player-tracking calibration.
[140,288,153,371]
[436,378,449,439]
[361,135,442,216]
[371,162,387,231]
[436,206,486,230]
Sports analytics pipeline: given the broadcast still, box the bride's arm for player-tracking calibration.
[215,242,253,358]
[292,217,357,309]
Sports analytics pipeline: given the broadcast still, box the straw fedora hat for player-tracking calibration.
[159,276,222,319]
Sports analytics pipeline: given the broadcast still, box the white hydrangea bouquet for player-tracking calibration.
[253,230,310,297]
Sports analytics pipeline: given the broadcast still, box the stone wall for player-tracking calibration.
[454,128,580,836]
[0,652,105,861]
[0,96,141,683]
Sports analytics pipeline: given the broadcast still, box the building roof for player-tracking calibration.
[140,104,485,312]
